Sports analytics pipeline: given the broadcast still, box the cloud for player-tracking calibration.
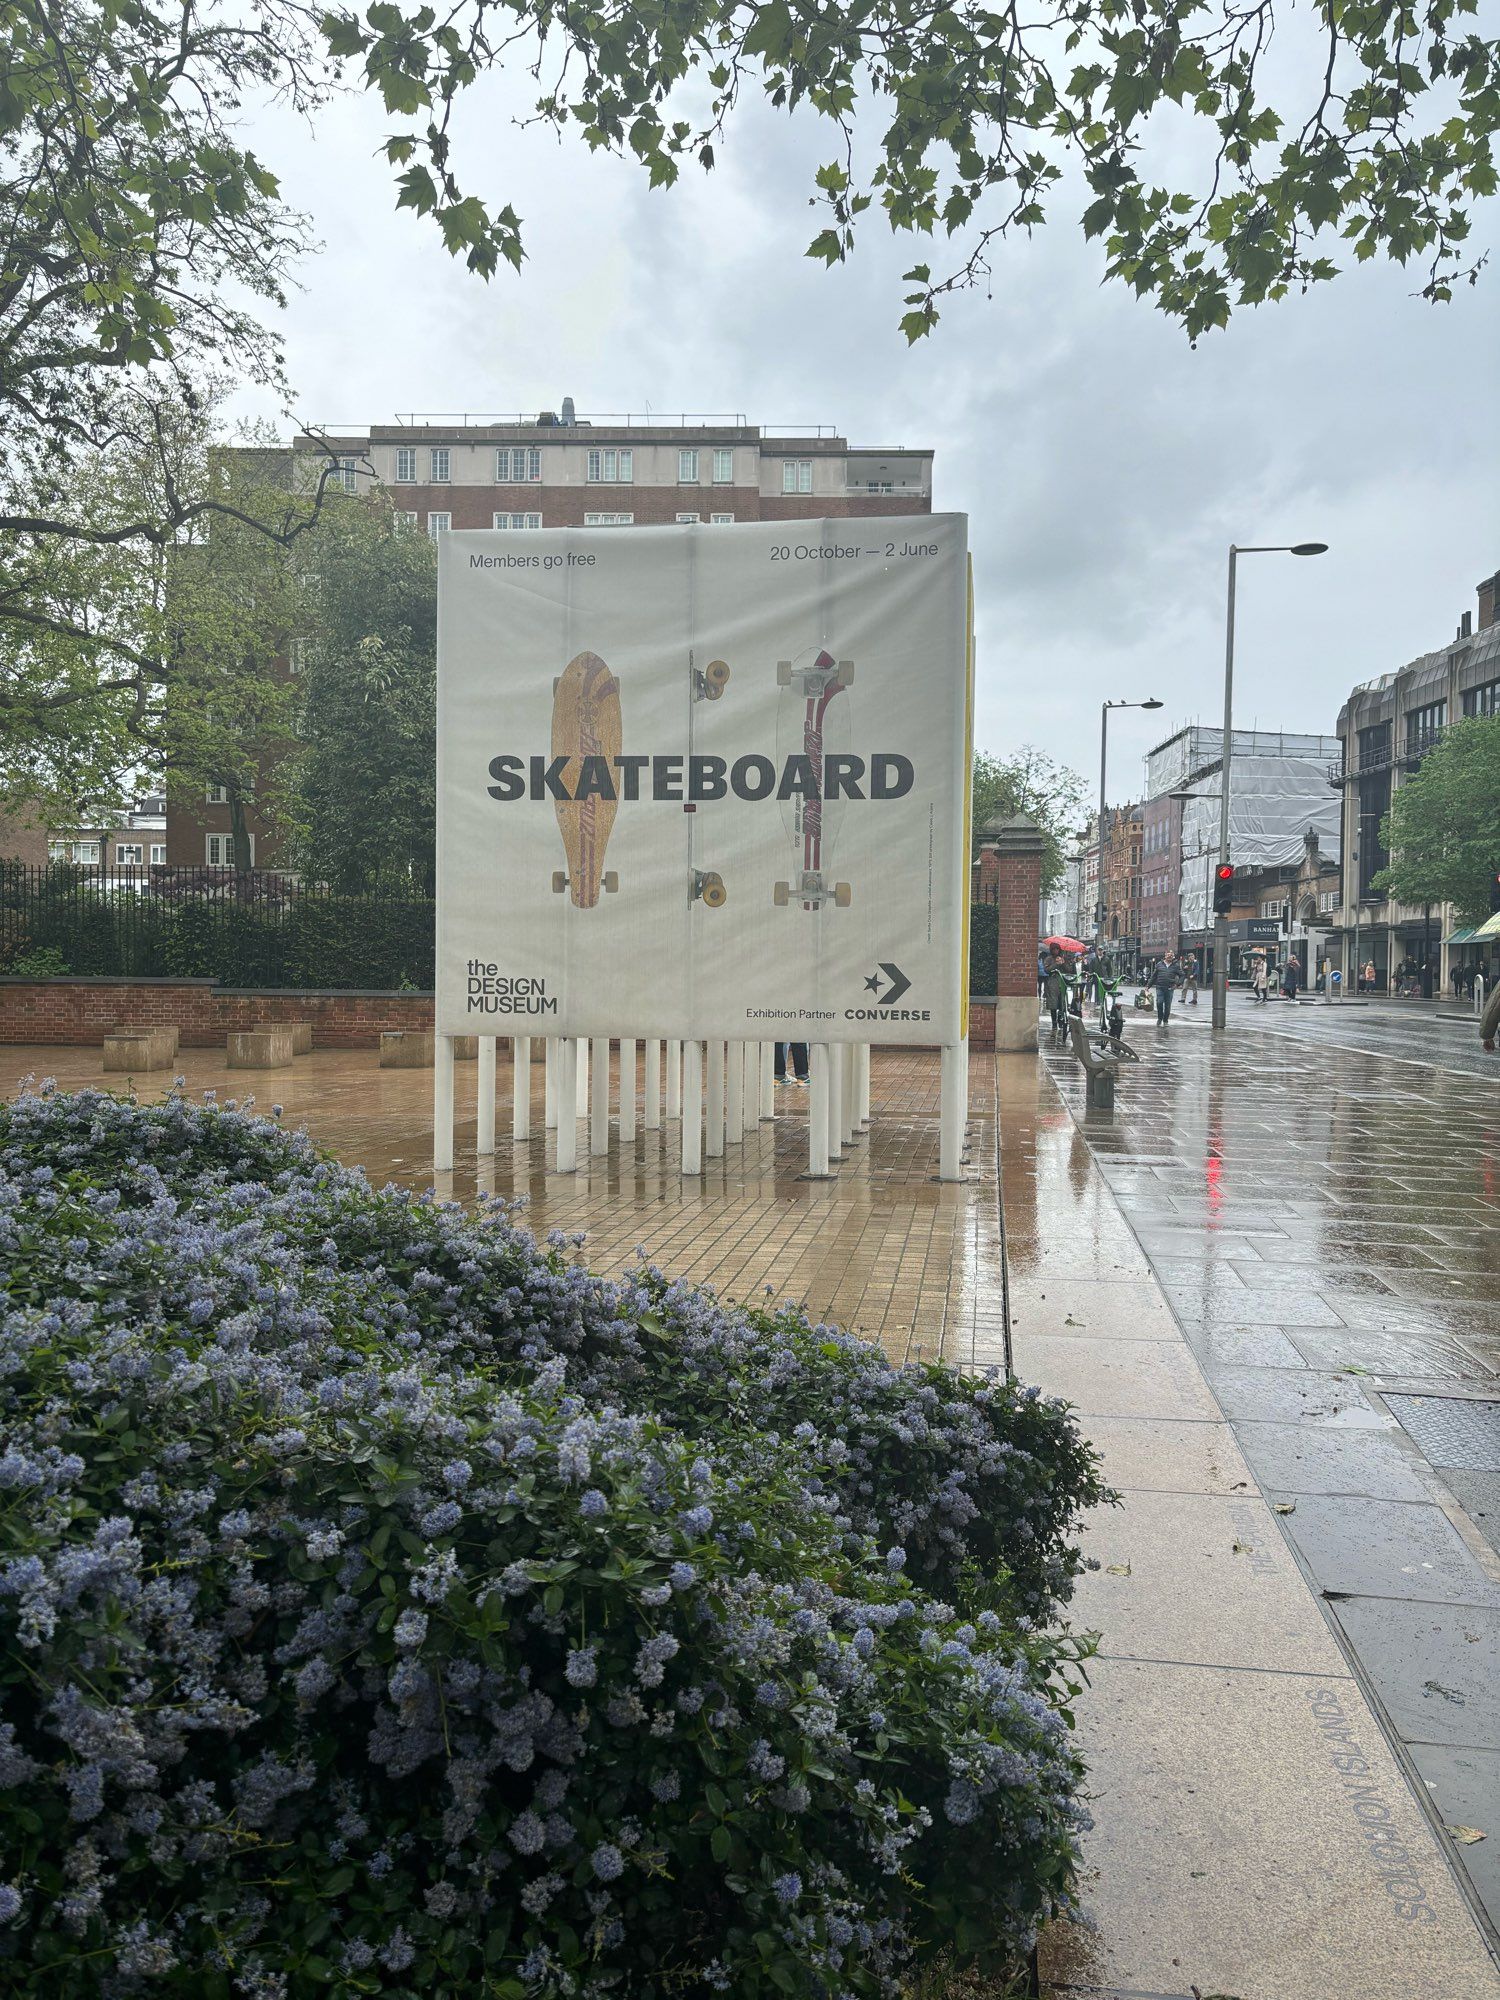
[233,66,1498,808]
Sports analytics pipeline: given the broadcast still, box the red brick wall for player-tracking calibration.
[0,980,433,1050]
[996,851,1043,999]
[967,1000,994,1051]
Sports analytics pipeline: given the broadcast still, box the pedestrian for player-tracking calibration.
[1043,951,1069,1042]
[1283,956,1303,1002]
[1184,958,1200,1005]
[1483,977,1500,1053]
[1251,955,1269,1004]
[1152,950,1179,1026]
[1362,958,1376,994]
[1037,949,1048,1001]
[774,1041,808,1086]
[1451,962,1463,1000]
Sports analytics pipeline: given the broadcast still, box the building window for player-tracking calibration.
[495,447,541,483]
[430,448,451,484]
[583,512,634,525]
[287,637,307,675]
[1319,889,1339,913]
[1262,899,1286,919]
[1463,678,1500,717]
[427,512,451,539]
[115,842,144,866]
[493,512,542,530]
[781,459,813,494]
[150,843,166,866]
[395,446,417,483]
[676,512,701,524]
[586,448,633,484]
[48,839,100,864]
[1406,698,1445,756]
[395,510,418,528]
[205,783,228,805]
[712,448,733,484]
[1357,720,1391,771]
[332,456,358,494]
[678,448,699,484]
[710,513,734,525]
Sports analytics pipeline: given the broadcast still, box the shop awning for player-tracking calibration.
[1473,910,1500,940]
[1444,926,1477,946]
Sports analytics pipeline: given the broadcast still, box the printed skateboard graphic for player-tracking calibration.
[773,648,854,910]
[688,653,731,907]
[550,651,621,907]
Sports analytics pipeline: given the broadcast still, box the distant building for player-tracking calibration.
[1140,725,1342,982]
[167,404,936,873]
[1330,564,1500,992]
[0,797,167,871]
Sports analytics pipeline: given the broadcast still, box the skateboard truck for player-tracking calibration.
[555,869,618,896]
[773,871,852,910]
[776,657,854,693]
[693,658,731,701]
[691,869,728,908]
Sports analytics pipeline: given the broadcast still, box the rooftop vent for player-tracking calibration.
[560,396,576,426]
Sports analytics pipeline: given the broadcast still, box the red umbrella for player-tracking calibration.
[1042,934,1087,954]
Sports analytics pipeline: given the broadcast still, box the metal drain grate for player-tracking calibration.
[1386,1394,1500,1471]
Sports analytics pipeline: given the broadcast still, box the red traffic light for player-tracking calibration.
[1213,862,1236,916]
[1215,863,1234,882]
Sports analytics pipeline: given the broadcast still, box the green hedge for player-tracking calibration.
[969,902,998,995]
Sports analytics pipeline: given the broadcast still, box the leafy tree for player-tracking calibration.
[972,747,1088,894]
[283,504,438,890]
[0,392,306,840]
[1374,714,1500,923]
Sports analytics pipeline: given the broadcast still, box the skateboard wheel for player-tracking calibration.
[702,875,727,908]
[552,871,568,894]
[836,660,855,686]
[776,661,792,686]
[833,882,852,907]
[773,881,790,907]
[705,659,730,696]
[602,871,619,894]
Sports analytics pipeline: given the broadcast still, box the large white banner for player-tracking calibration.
[436,514,971,1043]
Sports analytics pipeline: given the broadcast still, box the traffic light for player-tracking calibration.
[1213,863,1236,916]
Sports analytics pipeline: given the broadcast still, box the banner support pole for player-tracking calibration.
[808,1044,832,1177]
[726,1039,744,1145]
[590,1036,610,1155]
[555,1040,577,1172]
[544,1038,558,1129]
[644,1039,662,1129]
[433,1034,455,1173]
[476,1037,496,1156]
[760,1042,775,1120]
[939,1040,967,1181]
[681,1041,703,1176]
[857,1044,871,1127]
[619,1038,637,1143]
[513,1037,532,1140]
[705,1041,725,1158]
[665,1039,682,1119]
[575,1036,590,1121]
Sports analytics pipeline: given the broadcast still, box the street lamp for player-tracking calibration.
[1098,697,1164,978]
[1212,542,1328,1030]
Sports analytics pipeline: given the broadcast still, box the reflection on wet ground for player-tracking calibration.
[1043,998,1500,1958]
[6,1041,1000,1368]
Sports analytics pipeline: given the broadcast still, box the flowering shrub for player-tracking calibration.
[0,1090,1102,1995]
[0,1088,1108,1622]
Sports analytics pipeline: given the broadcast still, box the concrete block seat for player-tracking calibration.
[108,1023,180,1058]
[380,1029,433,1069]
[280,1021,313,1055]
[227,1028,295,1070]
[103,1029,175,1072]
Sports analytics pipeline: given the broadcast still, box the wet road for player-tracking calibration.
[1045,997,1500,1941]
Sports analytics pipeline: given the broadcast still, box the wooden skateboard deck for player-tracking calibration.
[551,651,622,908]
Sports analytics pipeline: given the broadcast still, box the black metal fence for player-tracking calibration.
[2,862,1003,996]
[0,865,434,991]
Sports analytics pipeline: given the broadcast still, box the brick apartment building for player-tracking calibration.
[0,797,167,871]
[168,406,935,871]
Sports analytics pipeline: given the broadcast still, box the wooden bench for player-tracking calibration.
[227,1028,295,1070]
[1066,1013,1139,1110]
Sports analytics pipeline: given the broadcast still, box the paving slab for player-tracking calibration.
[1010,1333,1223,1422]
[1078,1415,1255,1496]
[1330,1599,1500,1748]
[1234,1421,1439,1502]
[1038,1658,1500,2000]
[1410,1745,1500,1919]
[1271,1493,1500,1607]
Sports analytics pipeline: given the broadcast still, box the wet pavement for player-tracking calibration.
[1043,993,1500,1972]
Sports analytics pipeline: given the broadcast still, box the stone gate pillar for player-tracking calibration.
[989,811,1046,1053]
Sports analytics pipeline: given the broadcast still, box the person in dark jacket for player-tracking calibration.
[1043,951,1069,1040]
[1283,956,1303,1001]
[1152,951,1179,1025]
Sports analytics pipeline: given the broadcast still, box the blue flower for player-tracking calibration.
[591,1842,625,1882]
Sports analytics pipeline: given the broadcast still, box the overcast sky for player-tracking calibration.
[234,56,1498,817]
